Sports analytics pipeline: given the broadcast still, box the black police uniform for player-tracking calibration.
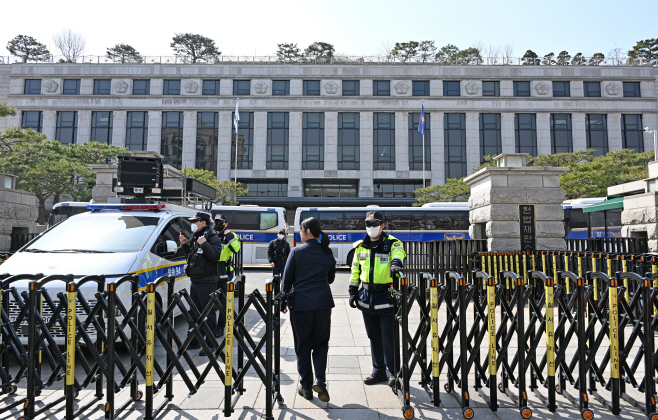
[181,213,223,345]
[268,237,290,276]
[281,238,336,392]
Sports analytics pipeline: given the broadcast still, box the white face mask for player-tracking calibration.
[278,234,285,240]
[190,223,198,233]
[366,226,381,239]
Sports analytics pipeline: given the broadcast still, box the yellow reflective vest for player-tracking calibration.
[350,233,406,285]
[219,230,241,274]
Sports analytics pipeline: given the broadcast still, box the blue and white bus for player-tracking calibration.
[294,204,470,265]
[562,197,622,239]
[207,205,288,265]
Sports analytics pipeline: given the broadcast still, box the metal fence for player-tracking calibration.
[9,233,37,252]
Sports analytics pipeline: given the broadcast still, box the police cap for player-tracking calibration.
[365,211,385,224]
[189,212,211,223]
[214,214,228,223]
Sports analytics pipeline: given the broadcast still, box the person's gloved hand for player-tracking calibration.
[348,284,358,309]
[390,259,403,278]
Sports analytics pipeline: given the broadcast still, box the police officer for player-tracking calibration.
[348,211,405,386]
[281,217,336,402]
[179,212,223,356]
[214,214,241,336]
[268,229,290,276]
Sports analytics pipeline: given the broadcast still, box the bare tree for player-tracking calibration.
[608,47,627,65]
[483,45,501,64]
[379,41,394,61]
[53,29,86,63]
[503,45,514,64]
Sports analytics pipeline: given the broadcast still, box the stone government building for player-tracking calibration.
[0,62,656,209]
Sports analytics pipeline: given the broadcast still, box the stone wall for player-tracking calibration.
[621,192,658,251]
[0,188,39,251]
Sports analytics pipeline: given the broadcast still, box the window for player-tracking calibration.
[303,80,321,96]
[241,180,288,197]
[267,112,289,169]
[55,111,78,145]
[151,219,187,260]
[21,111,42,132]
[373,181,423,198]
[623,82,641,98]
[161,112,184,169]
[272,80,290,96]
[586,114,608,156]
[233,80,251,95]
[133,80,150,95]
[482,81,500,97]
[621,114,644,152]
[412,81,430,96]
[207,210,278,230]
[163,80,181,95]
[24,79,41,94]
[373,113,395,170]
[302,112,324,170]
[479,113,501,162]
[443,81,460,96]
[552,81,570,97]
[513,81,530,97]
[196,112,218,174]
[515,114,537,156]
[62,79,80,95]
[202,80,220,95]
[373,81,390,96]
[342,80,360,96]
[550,114,573,153]
[91,111,113,144]
[409,113,430,170]
[232,111,254,169]
[444,113,466,178]
[417,211,469,230]
[584,82,601,97]
[93,79,111,95]
[304,180,358,198]
[299,211,346,230]
[126,111,149,151]
[338,113,360,170]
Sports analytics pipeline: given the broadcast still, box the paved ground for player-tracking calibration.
[1,268,652,419]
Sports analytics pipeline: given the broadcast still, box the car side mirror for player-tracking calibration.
[166,240,178,255]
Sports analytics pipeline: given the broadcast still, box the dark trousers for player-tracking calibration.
[215,280,227,331]
[362,310,395,377]
[272,264,285,276]
[290,308,332,389]
[190,281,218,343]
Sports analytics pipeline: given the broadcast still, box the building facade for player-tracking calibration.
[0,63,656,209]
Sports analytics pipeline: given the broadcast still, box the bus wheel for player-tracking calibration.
[346,250,355,267]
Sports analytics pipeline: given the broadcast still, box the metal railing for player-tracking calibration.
[9,233,37,252]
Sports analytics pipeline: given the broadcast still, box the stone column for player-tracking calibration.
[572,113,587,151]
[395,112,409,172]
[466,112,480,173]
[181,111,196,169]
[620,161,658,251]
[112,111,127,148]
[501,113,515,153]
[146,111,162,153]
[324,112,338,171]
[77,111,92,144]
[88,164,118,203]
[464,153,568,251]
[43,110,56,141]
[537,113,551,155]
[608,113,623,151]
[359,111,374,197]
[288,112,303,197]
[253,112,267,171]
[430,111,444,186]
[218,111,232,181]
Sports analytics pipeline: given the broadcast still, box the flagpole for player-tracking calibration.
[234,98,239,203]
[422,100,426,188]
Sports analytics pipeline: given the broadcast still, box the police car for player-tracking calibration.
[1,202,198,344]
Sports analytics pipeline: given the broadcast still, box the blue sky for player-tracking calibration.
[1,0,656,59]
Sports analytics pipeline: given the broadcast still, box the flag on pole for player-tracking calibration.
[234,101,240,132]
[418,104,425,134]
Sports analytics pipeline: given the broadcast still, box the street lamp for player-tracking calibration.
[644,127,657,161]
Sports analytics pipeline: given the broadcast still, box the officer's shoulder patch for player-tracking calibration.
[352,240,364,249]
[393,242,403,249]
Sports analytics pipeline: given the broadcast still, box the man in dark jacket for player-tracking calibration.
[179,212,223,356]
[268,229,290,276]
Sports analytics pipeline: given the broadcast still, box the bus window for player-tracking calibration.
[589,212,605,238]
[318,212,343,230]
[231,211,261,230]
[344,212,365,231]
[260,212,278,230]
[606,210,622,237]
[383,211,410,231]
[422,211,469,230]
[299,211,318,224]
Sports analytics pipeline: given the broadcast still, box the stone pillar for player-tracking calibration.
[464,153,568,252]
[501,113,515,153]
[466,112,480,173]
[146,111,162,153]
[0,187,39,251]
[43,110,56,141]
[324,112,338,171]
[218,111,232,181]
[621,161,658,251]
[608,113,623,151]
[112,111,127,147]
[359,111,374,197]
[537,113,551,155]
[572,113,587,151]
[253,112,267,171]
[430,111,445,186]
[395,112,409,172]
[77,111,92,144]
[181,111,196,169]
[288,112,303,197]
[88,164,118,203]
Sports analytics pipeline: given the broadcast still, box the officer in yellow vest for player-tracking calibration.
[349,211,405,386]
[214,214,242,336]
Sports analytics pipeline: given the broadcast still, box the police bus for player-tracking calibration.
[206,205,288,265]
[562,197,622,239]
[293,204,470,265]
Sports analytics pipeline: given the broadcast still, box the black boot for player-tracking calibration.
[363,372,388,385]
[313,379,330,402]
[297,384,313,400]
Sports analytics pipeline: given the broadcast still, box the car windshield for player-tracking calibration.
[25,214,161,253]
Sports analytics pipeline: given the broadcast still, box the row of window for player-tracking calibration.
[20,110,645,178]
[22,79,643,98]
[239,179,424,199]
